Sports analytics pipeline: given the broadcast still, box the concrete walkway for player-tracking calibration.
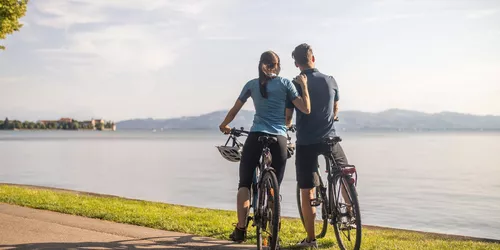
[0,203,255,249]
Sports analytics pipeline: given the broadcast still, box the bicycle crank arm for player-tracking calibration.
[310,198,323,207]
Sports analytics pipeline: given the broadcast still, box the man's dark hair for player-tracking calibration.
[292,43,313,66]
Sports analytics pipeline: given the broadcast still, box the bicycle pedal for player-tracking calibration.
[310,199,322,207]
[246,216,253,225]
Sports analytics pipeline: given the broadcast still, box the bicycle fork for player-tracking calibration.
[248,171,259,228]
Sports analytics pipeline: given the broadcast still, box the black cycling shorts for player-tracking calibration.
[296,142,348,189]
[238,132,288,189]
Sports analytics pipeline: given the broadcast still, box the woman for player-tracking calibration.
[219,50,311,242]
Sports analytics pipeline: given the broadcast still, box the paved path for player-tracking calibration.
[0,203,255,249]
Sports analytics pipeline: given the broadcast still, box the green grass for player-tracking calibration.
[0,185,498,250]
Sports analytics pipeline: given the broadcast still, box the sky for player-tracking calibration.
[0,0,499,121]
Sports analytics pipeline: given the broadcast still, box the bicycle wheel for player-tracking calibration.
[331,176,362,250]
[257,170,281,250]
[296,179,328,239]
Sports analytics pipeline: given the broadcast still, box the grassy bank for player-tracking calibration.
[0,185,498,250]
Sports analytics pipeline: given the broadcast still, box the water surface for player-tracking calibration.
[0,130,499,240]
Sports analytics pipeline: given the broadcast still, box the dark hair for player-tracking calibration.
[292,43,313,66]
[258,51,281,99]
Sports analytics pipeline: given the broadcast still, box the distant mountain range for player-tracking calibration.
[116,109,500,131]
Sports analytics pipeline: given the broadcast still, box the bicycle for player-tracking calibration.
[294,125,362,250]
[218,127,294,250]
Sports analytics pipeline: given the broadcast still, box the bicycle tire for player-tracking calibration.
[257,170,281,250]
[256,225,262,250]
[296,180,328,239]
[331,176,362,250]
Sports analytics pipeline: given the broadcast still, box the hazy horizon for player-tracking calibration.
[1,0,499,121]
[2,108,500,123]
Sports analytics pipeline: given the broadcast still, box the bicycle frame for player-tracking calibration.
[292,120,362,248]
[314,145,358,223]
[252,144,274,225]
[224,127,293,228]
[223,128,273,226]
[327,156,358,221]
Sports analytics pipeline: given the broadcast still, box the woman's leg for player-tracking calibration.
[269,134,288,186]
[233,133,262,235]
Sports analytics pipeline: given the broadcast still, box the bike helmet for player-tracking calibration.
[217,145,242,162]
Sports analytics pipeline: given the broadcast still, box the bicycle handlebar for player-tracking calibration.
[229,125,297,137]
[228,127,249,137]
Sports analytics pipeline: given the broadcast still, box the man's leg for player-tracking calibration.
[301,187,316,241]
[296,144,320,247]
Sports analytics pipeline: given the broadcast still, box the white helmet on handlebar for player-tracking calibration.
[216,145,242,162]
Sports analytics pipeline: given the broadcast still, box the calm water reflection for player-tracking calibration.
[1,130,499,240]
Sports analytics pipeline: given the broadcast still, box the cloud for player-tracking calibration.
[29,1,212,73]
[36,48,100,65]
[203,36,247,41]
[363,13,424,23]
[72,24,189,71]
[0,76,28,84]
[32,0,107,28]
[32,0,210,29]
[466,9,498,19]
[198,23,248,41]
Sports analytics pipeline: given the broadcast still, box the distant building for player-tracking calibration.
[39,118,73,125]
[59,118,73,123]
[81,119,102,130]
[38,118,116,131]
[38,120,57,125]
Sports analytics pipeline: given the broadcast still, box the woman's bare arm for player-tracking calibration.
[219,99,245,133]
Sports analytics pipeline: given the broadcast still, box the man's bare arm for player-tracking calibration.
[285,108,294,128]
[334,101,339,121]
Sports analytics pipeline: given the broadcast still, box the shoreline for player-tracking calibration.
[2,128,115,131]
[124,130,500,136]
[1,183,499,244]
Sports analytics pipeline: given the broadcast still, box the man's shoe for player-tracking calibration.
[229,225,247,243]
[296,238,318,248]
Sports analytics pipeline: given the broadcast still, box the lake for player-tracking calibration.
[0,130,499,240]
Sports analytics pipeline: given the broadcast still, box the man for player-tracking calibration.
[286,43,349,248]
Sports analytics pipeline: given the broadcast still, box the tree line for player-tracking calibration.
[0,118,114,130]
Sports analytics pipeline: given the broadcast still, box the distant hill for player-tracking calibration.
[116,109,500,131]
[117,110,255,130]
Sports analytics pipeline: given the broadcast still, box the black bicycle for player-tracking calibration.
[294,132,362,250]
[224,127,293,250]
